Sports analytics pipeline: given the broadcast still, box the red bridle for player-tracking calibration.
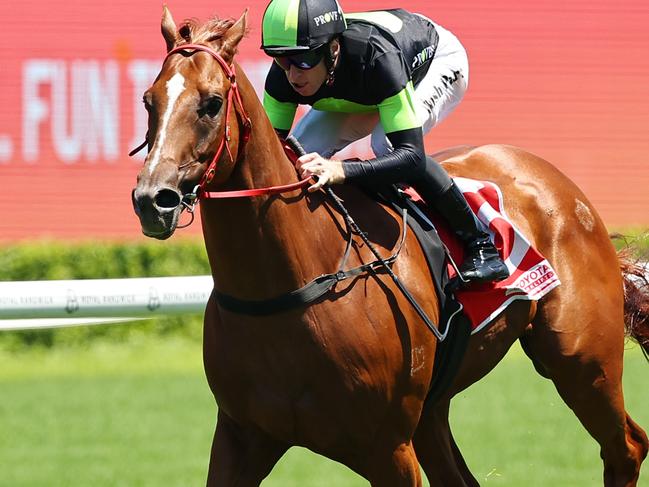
[131,42,310,206]
[166,43,252,195]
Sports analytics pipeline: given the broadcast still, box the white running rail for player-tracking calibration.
[0,276,213,331]
[2,264,648,331]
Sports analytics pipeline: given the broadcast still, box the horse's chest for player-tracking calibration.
[203,308,424,447]
[205,323,321,438]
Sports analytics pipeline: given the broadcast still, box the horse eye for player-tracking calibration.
[200,96,223,118]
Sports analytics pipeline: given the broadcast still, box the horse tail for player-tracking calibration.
[613,234,649,361]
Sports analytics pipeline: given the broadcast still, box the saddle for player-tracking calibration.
[377,174,562,402]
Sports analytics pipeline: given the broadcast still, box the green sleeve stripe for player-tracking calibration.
[263,91,298,131]
[378,82,421,134]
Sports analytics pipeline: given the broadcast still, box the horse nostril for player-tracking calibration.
[131,189,141,216]
[154,189,181,209]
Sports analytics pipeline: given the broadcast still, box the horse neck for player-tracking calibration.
[200,66,342,300]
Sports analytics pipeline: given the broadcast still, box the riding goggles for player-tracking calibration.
[268,45,327,71]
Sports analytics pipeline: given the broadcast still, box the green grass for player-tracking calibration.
[1,336,647,486]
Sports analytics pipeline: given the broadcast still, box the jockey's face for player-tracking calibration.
[285,59,327,97]
[282,39,339,97]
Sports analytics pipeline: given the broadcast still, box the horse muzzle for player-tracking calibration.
[131,186,183,240]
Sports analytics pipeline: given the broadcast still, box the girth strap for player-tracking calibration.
[214,256,398,316]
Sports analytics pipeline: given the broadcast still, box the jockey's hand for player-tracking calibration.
[296,153,346,192]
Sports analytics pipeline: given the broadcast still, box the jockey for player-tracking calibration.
[261,0,509,284]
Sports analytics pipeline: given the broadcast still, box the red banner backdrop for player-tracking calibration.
[1,0,648,241]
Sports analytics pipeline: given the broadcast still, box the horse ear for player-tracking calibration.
[161,5,180,52]
[220,9,248,63]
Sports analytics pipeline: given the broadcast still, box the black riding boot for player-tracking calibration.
[411,156,509,284]
[432,181,510,283]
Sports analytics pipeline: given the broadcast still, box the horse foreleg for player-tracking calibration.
[410,302,533,485]
[362,442,423,487]
[206,410,288,487]
[413,399,479,487]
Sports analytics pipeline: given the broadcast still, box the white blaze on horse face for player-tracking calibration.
[148,72,186,175]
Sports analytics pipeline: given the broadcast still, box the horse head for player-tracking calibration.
[132,7,248,239]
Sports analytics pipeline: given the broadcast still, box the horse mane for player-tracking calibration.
[177,16,246,45]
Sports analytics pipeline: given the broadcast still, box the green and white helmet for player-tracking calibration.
[261,0,347,55]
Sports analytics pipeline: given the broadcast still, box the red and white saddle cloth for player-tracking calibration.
[406,177,561,334]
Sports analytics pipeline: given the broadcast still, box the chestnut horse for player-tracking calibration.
[132,9,649,486]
